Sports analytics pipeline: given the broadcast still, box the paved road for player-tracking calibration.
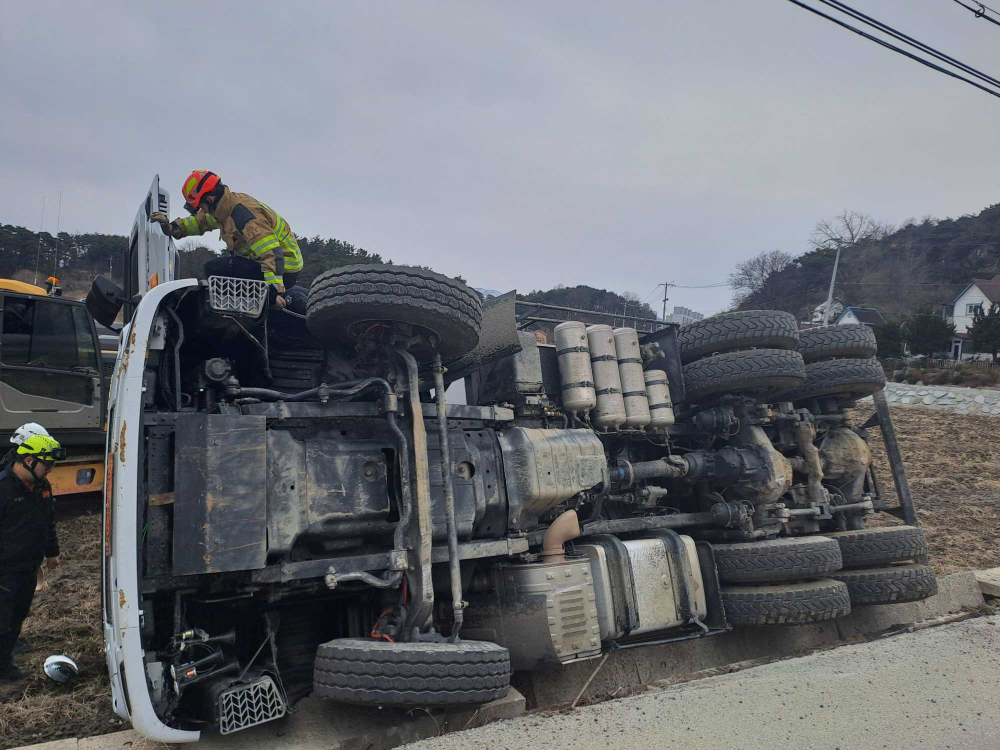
[410,615,1000,750]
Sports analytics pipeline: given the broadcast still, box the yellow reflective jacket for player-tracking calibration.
[171,187,303,286]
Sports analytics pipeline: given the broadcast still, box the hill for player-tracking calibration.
[737,204,1000,320]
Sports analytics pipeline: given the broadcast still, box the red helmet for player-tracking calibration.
[181,170,221,210]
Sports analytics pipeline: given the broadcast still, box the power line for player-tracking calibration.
[785,0,1000,100]
[815,0,1000,90]
[950,0,1000,28]
[672,281,731,289]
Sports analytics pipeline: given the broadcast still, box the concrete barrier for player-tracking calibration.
[9,572,984,750]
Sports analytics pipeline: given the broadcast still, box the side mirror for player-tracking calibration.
[86,276,127,329]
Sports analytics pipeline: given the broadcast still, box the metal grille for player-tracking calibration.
[208,276,268,317]
[218,675,286,735]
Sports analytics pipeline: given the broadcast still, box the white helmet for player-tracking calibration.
[43,654,80,684]
[11,423,51,446]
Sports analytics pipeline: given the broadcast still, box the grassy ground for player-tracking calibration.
[1,406,997,748]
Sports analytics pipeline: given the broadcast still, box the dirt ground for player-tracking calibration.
[1,406,997,748]
[854,405,1000,575]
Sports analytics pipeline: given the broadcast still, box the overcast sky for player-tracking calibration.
[2,1,999,314]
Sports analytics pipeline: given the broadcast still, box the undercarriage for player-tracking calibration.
[96,258,933,739]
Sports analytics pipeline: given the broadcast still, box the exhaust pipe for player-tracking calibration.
[541,509,581,562]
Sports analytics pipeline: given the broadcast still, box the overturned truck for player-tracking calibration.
[91,177,934,742]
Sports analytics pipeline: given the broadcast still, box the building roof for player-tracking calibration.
[953,274,1000,305]
[839,306,886,325]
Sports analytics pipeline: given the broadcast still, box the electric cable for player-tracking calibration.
[816,0,1000,89]
[785,0,1000,100]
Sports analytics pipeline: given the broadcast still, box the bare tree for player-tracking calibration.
[811,210,894,251]
[728,249,794,307]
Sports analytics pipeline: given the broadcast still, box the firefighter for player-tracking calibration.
[149,171,304,311]
[0,427,63,681]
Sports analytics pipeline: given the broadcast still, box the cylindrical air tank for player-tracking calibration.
[644,369,675,431]
[613,327,650,429]
[586,324,626,430]
[554,321,597,414]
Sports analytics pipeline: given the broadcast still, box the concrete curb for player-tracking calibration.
[9,572,984,750]
[975,567,1000,597]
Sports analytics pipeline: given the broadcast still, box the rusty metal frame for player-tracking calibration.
[865,389,920,528]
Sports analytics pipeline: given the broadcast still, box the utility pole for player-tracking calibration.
[661,282,672,322]
[51,191,63,278]
[823,244,842,325]
[33,197,46,286]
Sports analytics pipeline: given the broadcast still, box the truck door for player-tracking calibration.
[0,293,104,434]
[125,175,178,315]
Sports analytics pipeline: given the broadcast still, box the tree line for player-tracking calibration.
[0,223,388,297]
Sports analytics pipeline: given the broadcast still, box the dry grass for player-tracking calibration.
[852,404,1000,575]
[0,503,125,750]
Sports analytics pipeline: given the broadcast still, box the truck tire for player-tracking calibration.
[313,638,510,707]
[779,358,886,403]
[306,264,483,360]
[827,525,928,568]
[798,324,878,363]
[721,579,851,626]
[678,310,799,364]
[829,564,938,605]
[712,536,843,584]
[682,349,806,404]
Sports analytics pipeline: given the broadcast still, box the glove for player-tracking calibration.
[268,283,287,310]
[150,212,184,240]
[150,211,171,234]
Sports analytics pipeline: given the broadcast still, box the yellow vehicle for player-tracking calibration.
[0,277,112,495]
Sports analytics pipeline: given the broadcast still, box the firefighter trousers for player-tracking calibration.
[0,570,37,667]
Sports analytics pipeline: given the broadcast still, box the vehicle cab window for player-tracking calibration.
[0,295,99,404]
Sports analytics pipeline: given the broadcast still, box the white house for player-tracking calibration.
[810,298,844,324]
[946,275,1000,359]
[835,306,886,327]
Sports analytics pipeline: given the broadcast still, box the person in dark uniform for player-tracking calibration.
[0,426,63,681]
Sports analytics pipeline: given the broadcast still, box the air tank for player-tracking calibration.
[553,321,596,414]
[586,325,626,430]
[644,369,675,431]
[613,328,651,429]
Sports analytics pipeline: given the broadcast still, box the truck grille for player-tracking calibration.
[218,675,286,735]
[208,276,268,317]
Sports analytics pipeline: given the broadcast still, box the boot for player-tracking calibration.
[0,662,28,681]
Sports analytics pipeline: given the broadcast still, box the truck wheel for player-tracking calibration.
[678,310,799,364]
[682,349,806,404]
[779,358,886,403]
[712,536,843,584]
[827,525,928,568]
[306,264,483,360]
[829,564,938,605]
[721,579,851,626]
[313,638,510,706]
[797,324,878,363]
